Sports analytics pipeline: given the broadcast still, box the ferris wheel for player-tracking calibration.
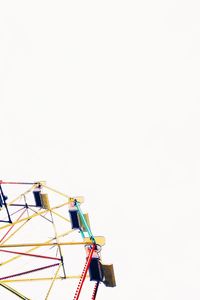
[0,180,116,299]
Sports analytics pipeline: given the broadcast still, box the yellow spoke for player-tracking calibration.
[0,229,74,266]
[45,263,62,299]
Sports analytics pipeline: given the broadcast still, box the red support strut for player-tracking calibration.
[0,249,61,261]
[0,263,59,280]
[73,244,95,300]
[91,282,100,300]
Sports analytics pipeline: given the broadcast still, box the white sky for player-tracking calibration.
[1,1,200,299]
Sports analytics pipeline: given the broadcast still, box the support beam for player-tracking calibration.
[0,275,88,283]
[0,241,93,248]
[0,282,31,300]
[0,201,70,230]
[0,229,75,266]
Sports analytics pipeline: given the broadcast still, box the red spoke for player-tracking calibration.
[0,263,59,280]
[0,181,35,185]
[0,249,61,261]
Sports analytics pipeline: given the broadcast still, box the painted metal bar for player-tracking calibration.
[79,228,85,239]
[0,209,26,243]
[0,220,10,223]
[0,263,60,281]
[73,244,96,300]
[51,210,70,222]
[0,282,31,300]
[1,220,29,246]
[0,201,70,230]
[28,207,52,223]
[0,249,61,261]
[41,183,70,198]
[0,206,26,224]
[0,181,35,185]
[0,229,74,266]
[0,275,88,283]
[10,206,25,216]
[49,211,66,278]
[91,282,100,300]
[75,201,96,243]
[0,185,12,223]
[7,184,38,206]
[0,241,93,248]
[9,204,37,207]
[45,263,62,299]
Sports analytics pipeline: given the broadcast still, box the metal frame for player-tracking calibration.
[0,181,107,299]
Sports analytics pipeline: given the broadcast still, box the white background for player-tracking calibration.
[1,1,200,299]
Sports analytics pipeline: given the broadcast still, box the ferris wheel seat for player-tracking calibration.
[79,213,91,232]
[68,209,80,229]
[0,180,116,298]
[89,257,103,282]
[101,264,116,287]
[40,194,50,210]
[33,190,42,207]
